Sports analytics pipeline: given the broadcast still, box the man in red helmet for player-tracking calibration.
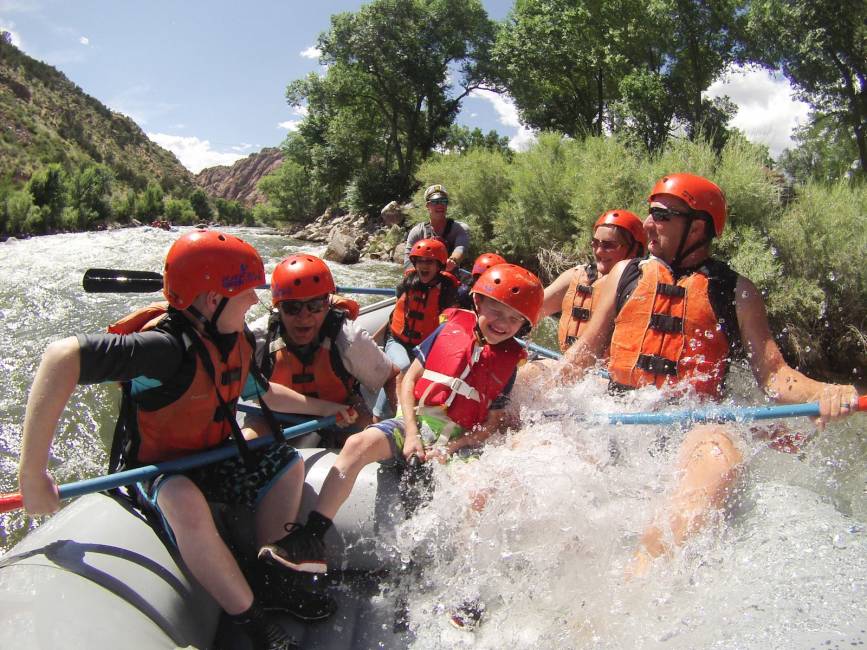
[17,231,356,649]
[552,174,860,575]
[245,253,399,445]
[404,184,471,273]
[286,264,544,572]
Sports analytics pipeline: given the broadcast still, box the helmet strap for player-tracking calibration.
[671,215,709,270]
[187,297,228,341]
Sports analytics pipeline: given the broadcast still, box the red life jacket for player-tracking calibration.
[608,258,734,397]
[108,303,252,463]
[390,271,455,346]
[557,264,598,352]
[413,308,526,430]
[262,310,355,403]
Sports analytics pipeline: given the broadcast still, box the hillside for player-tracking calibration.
[0,37,193,194]
[195,147,283,207]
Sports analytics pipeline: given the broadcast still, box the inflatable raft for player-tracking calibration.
[0,297,414,649]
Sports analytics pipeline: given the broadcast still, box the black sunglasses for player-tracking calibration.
[428,198,449,205]
[279,295,329,316]
[649,206,693,222]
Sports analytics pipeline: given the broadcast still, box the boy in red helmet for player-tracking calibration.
[285,263,544,577]
[244,253,399,447]
[373,238,459,420]
[553,174,860,575]
[17,231,356,649]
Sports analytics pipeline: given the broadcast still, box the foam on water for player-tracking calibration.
[390,375,867,648]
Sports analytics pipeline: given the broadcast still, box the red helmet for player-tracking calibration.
[594,209,647,253]
[649,173,727,236]
[271,254,336,306]
[471,252,507,277]
[472,264,544,326]
[409,238,448,265]
[163,230,265,309]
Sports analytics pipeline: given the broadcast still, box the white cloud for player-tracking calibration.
[278,120,300,131]
[147,133,246,174]
[468,89,537,151]
[705,65,810,157]
[79,36,89,46]
[300,46,321,60]
[231,143,253,152]
[292,105,308,117]
[107,84,177,127]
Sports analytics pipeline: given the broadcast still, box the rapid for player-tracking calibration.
[1,227,865,648]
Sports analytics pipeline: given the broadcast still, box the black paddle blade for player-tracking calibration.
[82,268,164,293]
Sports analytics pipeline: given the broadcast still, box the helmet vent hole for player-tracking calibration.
[493,278,501,284]
[511,287,519,293]
[217,235,226,241]
[293,279,302,286]
[313,277,320,283]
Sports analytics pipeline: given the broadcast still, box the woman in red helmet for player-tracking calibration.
[288,264,544,573]
[373,238,459,419]
[543,209,646,353]
[17,231,357,649]
[245,253,399,446]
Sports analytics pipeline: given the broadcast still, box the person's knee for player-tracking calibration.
[338,428,383,466]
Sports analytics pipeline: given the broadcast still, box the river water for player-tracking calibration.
[1,228,865,648]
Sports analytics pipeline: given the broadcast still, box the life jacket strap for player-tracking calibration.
[419,369,481,403]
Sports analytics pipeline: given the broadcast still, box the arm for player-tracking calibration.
[398,359,426,461]
[18,337,81,514]
[445,223,470,272]
[736,275,858,427]
[259,382,357,425]
[541,267,580,319]
[404,225,422,269]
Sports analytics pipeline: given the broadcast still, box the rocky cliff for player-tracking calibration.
[0,37,193,192]
[194,147,283,206]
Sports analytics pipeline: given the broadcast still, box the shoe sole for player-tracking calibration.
[258,547,327,574]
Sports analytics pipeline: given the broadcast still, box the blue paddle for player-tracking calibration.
[0,415,337,513]
[82,268,396,296]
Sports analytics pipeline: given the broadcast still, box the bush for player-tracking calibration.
[135,182,164,221]
[163,198,196,225]
[258,159,324,222]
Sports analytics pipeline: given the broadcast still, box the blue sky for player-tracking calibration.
[1,0,808,173]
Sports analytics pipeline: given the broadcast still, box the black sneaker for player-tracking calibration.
[231,606,297,650]
[258,567,338,623]
[258,522,327,573]
[449,599,485,631]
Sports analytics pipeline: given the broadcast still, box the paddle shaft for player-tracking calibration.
[0,415,336,514]
[546,395,867,427]
[82,268,395,296]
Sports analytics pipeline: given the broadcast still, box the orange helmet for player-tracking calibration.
[594,209,647,253]
[472,264,544,326]
[471,252,507,277]
[271,254,336,306]
[163,230,265,309]
[649,173,727,236]
[409,238,448,266]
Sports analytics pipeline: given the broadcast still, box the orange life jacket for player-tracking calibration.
[262,310,355,403]
[557,264,598,352]
[108,303,252,464]
[389,271,455,346]
[608,258,736,397]
[413,308,526,430]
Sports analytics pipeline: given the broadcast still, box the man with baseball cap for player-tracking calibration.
[404,184,470,273]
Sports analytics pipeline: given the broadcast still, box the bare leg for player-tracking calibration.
[313,426,394,520]
[628,424,743,577]
[157,476,253,615]
[255,457,305,545]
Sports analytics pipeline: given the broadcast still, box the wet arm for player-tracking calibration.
[736,276,858,425]
[541,268,578,319]
[18,337,81,514]
[399,360,425,460]
[260,382,355,423]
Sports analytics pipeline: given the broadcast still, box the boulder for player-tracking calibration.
[323,230,361,264]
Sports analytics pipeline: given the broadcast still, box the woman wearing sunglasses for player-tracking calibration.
[247,254,399,446]
[544,209,647,353]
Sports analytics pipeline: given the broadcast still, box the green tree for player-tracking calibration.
[188,188,213,221]
[777,112,860,184]
[746,0,867,177]
[287,0,497,206]
[257,159,319,222]
[441,125,511,156]
[26,163,67,231]
[135,182,164,221]
[66,164,114,229]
